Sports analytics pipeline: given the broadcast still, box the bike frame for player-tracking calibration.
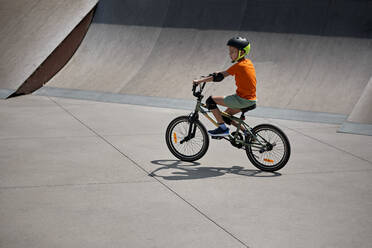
[184,83,268,151]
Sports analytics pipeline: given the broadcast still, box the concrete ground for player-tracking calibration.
[1,95,372,248]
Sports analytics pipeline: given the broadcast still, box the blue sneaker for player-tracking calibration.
[208,127,230,136]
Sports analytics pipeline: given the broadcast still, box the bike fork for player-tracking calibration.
[180,112,198,144]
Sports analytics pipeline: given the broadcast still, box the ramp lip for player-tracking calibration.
[0,89,15,99]
[35,86,349,126]
[34,86,195,110]
[245,106,347,125]
[338,121,372,136]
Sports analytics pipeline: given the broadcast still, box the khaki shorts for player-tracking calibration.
[224,94,256,109]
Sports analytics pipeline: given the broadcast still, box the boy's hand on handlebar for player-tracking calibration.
[192,79,203,85]
[193,75,213,85]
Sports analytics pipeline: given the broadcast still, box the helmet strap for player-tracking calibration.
[237,50,245,62]
[231,49,247,63]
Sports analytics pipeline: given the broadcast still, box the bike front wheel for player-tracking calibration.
[245,124,291,172]
[165,116,209,162]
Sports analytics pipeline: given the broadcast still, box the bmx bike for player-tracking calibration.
[165,82,291,172]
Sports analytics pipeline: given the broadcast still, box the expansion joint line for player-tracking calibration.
[49,97,250,248]
[268,119,372,165]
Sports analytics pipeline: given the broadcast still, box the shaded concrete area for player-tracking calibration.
[11,8,96,96]
[1,95,371,247]
[0,0,97,98]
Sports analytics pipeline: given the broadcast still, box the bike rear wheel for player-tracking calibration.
[166,116,209,162]
[246,124,291,172]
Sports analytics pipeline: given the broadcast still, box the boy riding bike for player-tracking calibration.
[166,37,290,171]
[193,36,257,137]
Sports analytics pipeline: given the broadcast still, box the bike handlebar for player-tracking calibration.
[192,82,206,98]
[192,84,197,93]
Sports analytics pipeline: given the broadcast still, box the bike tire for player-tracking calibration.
[165,116,209,162]
[245,124,291,172]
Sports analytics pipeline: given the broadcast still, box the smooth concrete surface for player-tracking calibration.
[1,95,372,248]
[0,0,98,96]
[271,119,372,163]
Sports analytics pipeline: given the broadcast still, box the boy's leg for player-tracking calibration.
[207,96,230,136]
[224,108,246,132]
[225,108,240,116]
[209,97,242,125]
[210,96,227,124]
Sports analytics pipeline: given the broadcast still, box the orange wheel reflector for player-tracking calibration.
[173,133,177,143]
[264,158,274,163]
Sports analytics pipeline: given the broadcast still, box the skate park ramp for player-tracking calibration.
[0,0,98,98]
[339,76,372,135]
[39,0,372,135]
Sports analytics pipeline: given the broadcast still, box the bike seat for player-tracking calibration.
[240,104,256,114]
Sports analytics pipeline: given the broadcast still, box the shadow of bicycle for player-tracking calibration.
[149,159,281,180]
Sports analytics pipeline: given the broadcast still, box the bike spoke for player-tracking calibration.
[248,127,287,167]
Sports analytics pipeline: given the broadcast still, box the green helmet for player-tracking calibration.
[227,36,251,62]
